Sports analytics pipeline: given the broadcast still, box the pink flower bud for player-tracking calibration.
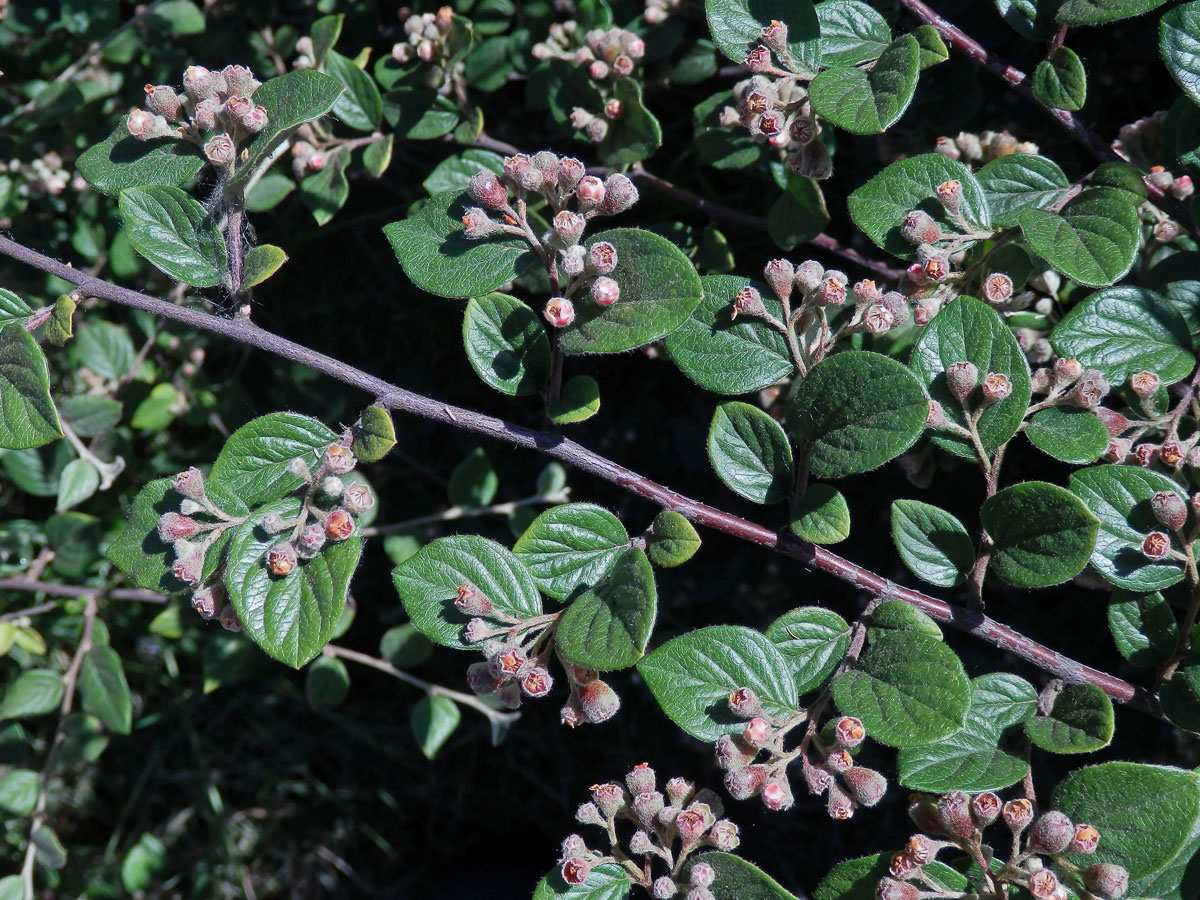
[853,280,881,306]
[816,271,848,306]
[745,45,771,71]
[585,119,609,142]
[763,259,794,300]
[579,679,620,722]
[936,179,962,214]
[665,777,693,808]
[731,285,765,320]
[1028,811,1074,854]
[576,175,605,206]
[689,861,715,888]
[834,716,865,747]
[324,444,356,475]
[587,241,618,274]
[708,818,740,851]
[727,687,762,718]
[553,210,586,244]
[560,834,588,859]
[544,297,576,327]
[239,105,268,133]
[575,800,603,825]
[1029,870,1059,899]
[591,781,625,816]
[794,259,824,293]
[1130,370,1160,397]
[172,552,204,585]
[191,584,224,619]
[1152,491,1188,530]
[561,858,590,886]
[520,666,553,697]
[984,272,1014,304]
[742,717,772,747]
[1172,175,1195,199]
[937,790,975,837]
[714,733,757,771]
[590,276,620,306]
[946,362,979,400]
[126,109,165,140]
[652,877,676,899]
[182,65,214,100]
[325,508,355,541]
[224,95,254,120]
[826,782,855,819]
[1148,166,1174,189]
[760,19,788,54]
[1084,863,1129,900]
[843,767,887,806]
[204,133,236,166]
[1072,823,1101,854]
[876,878,920,900]
[934,135,961,160]
[972,791,1002,826]
[222,64,260,96]
[589,59,610,79]
[901,210,941,245]
[981,372,1013,403]
[218,605,242,632]
[611,55,634,78]
[454,584,493,616]
[724,763,768,799]
[266,542,298,577]
[158,513,201,541]
[761,777,793,811]
[144,85,181,119]
[622,762,655,795]
[343,482,374,516]
[599,173,638,214]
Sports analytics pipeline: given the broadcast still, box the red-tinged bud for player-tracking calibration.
[1135,443,1159,467]
[218,604,242,632]
[1148,166,1173,188]
[589,59,610,80]
[324,444,356,475]
[568,664,598,686]
[174,467,206,501]
[297,522,326,558]
[343,482,374,516]
[689,861,715,888]
[585,276,618,307]
[1152,491,1188,530]
[325,508,355,541]
[633,790,665,825]
[876,877,920,900]
[864,304,895,334]
[628,829,655,855]
[1173,175,1195,199]
[814,271,848,306]
[467,660,506,695]
[532,151,559,184]
[665,777,694,808]
[794,259,824,293]
[568,108,593,133]
[579,680,620,723]
[1072,823,1100,853]
[191,97,219,131]
[1104,438,1132,463]
[1051,358,1082,385]
[742,717,772,748]
[1094,407,1128,437]
[238,105,267,133]
[576,175,606,208]
[1166,441,1190,467]
[971,791,1002,826]
[553,210,586,245]
[914,298,940,325]
[544,297,576,328]
[222,64,259,96]
[937,790,975,837]
[984,272,1014,304]
[934,135,961,160]
[761,777,793,812]
[1028,811,1074,854]
[560,834,588,859]
[724,763,768,799]
[454,584,493,616]
[906,834,936,864]
[461,207,500,239]
[1154,221,1181,243]
[827,782,856,819]
[708,818,740,851]
[1142,531,1171,560]
[307,152,326,171]
[504,153,542,191]
[745,45,771,71]
[611,56,634,78]
[852,280,881,307]
[825,749,854,772]
[463,618,493,643]
[676,807,709,844]
[888,851,919,880]
[910,794,947,835]
[144,85,182,119]
[575,800,603,825]
[763,259,794,300]
[625,763,656,795]
[901,210,941,245]
[561,858,590,886]
[757,17,788,54]
[259,537,299,576]
[126,109,166,140]
[923,256,950,282]
[652,876,676,899]
[1084,863,1129,899]
[907,262,929,286]
[946,361,979,400]
[183,65,214,99]
[1130,370,1160,397]
[172,552,204,585]
[600,174,638,215]
[589,781,625,817]
[468,171,508,209]
[561,695,585,727]
[587,241,618,274]
[224,95,254,120]
[791,116,817,145]
[1028,869,1059,899]
[802,758,834,795]
[1069,370,1109,409]
[585,115,609,142]
[191,584,225,619]
[714,733,758,770]
[843,767,887,806]
[558,158,585,191]
[755,111,784,138]
[936,179,963,214]
[927,399,951,429]
[833,716,865,747]
[981,372,1013,404]
[158,512,202,541]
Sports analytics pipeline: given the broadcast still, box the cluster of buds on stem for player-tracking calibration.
[531,25,644,142]
[884,795,1126,900]
[1,151,74,197]
[643,0,684,25]
[389,5,463,89]
[933,129,1039,166]
[129,65,266,170]
[1146,165,1195,200]
[718,68,828,178]
[563,764,740,897]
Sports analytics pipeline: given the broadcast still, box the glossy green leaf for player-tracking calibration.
[0,670,64,719]
[59,396,120,439]
[557,548,657,670]
[809,34,920,134]
[704,0,820,73]
[647,511,701,567]
[1025,683,1114,753]
[463,294,550,397]
[832,631,970,748]
[209,412,337,507]
[913,24,948,68]
[976,154,1071,228]
[326,49,383,131]
[225,499,362,668]
[637,625,798,741]
[1052,762,1200,900]
[897,673,1036,792]
[78,645,132,734]
[790,351,927,479]
[309,13,343,67]
[448,447,497,509]
[532,862,631,900]
[1056,0,1168,26]
[765,607,851,695]
[76,122,205,197]
[1070,465,1189,590]
[514,503,630,601]
[246,173,295,212]
[1025,406,1109,464]
[384,88,460,139]
[1051,286,1195,386]
[815,1,890,66]
[995,0,1052,39]
[1163,3,1200,107]
[0,324,63,450]
[848,154,990,259]
[0,289,33,328]
[73,321,134,382]
[869,600,943,638]
[363,133,393,176]
[890,499,975,588]
[353,404,396,463]
[790,484,850,544]
[118,185,227,287]
[0,768,38,816]
[663,275,793,394]
[910,295,1032,458]
[1108,588,1178,666]
[411,694,461,759]
[815,855,966,900]
[1018,187,1140,288]
[393,534,542,649]
[299,153,349,226]
[233,69,345,184]
[241,244,287,289]
[384,190,537,299]
[558,229,703,355]
[708,401,793,504]
[549,376,601,424]
[422,148,504,195]
[687,852,800,900]
[981,481,1099,588]
[1033,46,1087,110]
[305,655,350,709]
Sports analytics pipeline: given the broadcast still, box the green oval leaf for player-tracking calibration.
[463,293,550,396]
[305,655,350,709]
[352,404,396,463]
[1024,683,1115,753]
[708,401,793,504]
[790,484,850,544]
[78,645,132,734]
[557,547,657,670]
[514,503,630,601]
[118,185,228,287]
[326,49,383,131]
[976,153,1071,228]
[1018,187,1140,288]
[1025,406,1109,464]
[558,229,703,355]
[704,0,820,73]
[209,412,338,507]
[637,625,798,741]
[869,600,943,638]
[1163,3,1200,107]
[0,669,64,719]
[241,244,287,289]
[393,534,542,648]
[687,852,800,900]
[1032,46,1087,110]
[981,481,1099,588]
[1069,465,1189,590]
[0,324,63,450]
[890,499,975,587]
[816,0,891,66]
[233,69,346,184]
[1056,0,1168,26]
[0,769,39,816]
[1051,286,1195,386]
[765,607,852,695]
[549,375,601,424]
[809,34,920,134]
[1108,588,1178,666]
[832,630,970,748]
[411,694,461,759]
[790,350,928,479]
[76,122,205,197]
[647,511,701,568]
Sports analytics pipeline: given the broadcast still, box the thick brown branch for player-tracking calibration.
[0,234,1160,720]
[898,0,1194,231]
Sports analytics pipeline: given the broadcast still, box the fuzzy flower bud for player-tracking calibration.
[745,45,771,71]
[794,259,824,293]
[708,818,740,851]
[266,542,298,577]
[863,304,895,334]
[853,280,882,307]
[455,584,493,616]
[714,733,757,771]
[1069,370,1109,409]
[324,508,355,541]
[544,297,576,328]
[579,679,620,723]
[936,179,963,214]
[731,285,765,320]
[1142,531,1171,560]
[126,109,168,140]
[816,271,848,306]
[172,552,204,585]
[1028,811,1075,854]
[665,777,694,808]
[561,858,591,886]
[981,372,1013,404]
[946,362,979,400]
[901,210,941,245]
[1072,823,1101,854]
[144,84,182,119]
[972,791,1002,826]
[763,259,794,301]
[468,171,508,209]
[576,175,606,207]
[343,482,374,516]
[240,105,268,133]
[461,207,500,239]
[1130,370,1160,397]
[559,157,585,190]
[876,878,920,900]
[761,777,794,812]
[843,767,887,806]
[937,790,975,837]
[826,782,855,819]
[191,584,224,619]
[626,763,656,796]
[1152,491,1188,531]
[724,764,768,799]
[1173,175,1195,199]
[553,210,586,245]
[599,174,638,215]
[742,717,773,748]
[158,512,202,541]
[182,65,215,100]
[589,276,620,307]
[1084,863,1129,899]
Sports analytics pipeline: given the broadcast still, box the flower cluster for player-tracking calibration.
[897,179,997,301]
[458,589,620,722]
[717,688,888,818]
[643,0,684,25]
[882,793,1127,900]
[562,764,741,898]
[932,129,1040,166]
[0,151,75,197]
[718,70,829,179]
[389,6,456,66]
[532,25,645,142]
[127,64,267,169]
[460,152,638,328]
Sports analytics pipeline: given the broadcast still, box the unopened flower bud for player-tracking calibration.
[324,508,355,541]
[1105,438,1132,463]
[1028,811,1075,854]
[664,777,693,808]
[558,158,585,191]
[575,800,603,825]
[624,763,656,796]
[946,362,979,400]
[158,512,201,541]
[585,119,609,142]
[1130,370,1160,397]
[937,790,975,837]
[172,552,203,585]
[587,241,618,274]
[914,298,940,325]
[583,276,618,307]
[652,876,676,899]
[341,483,373,516]
[182,65,215,99]
[320,476,344,499]
[761,777,793,812]
[576,175,605,208]
[126,109,167,140]
[1152,491,1188,530]
[843,767,887,806]
[579,679,620,722]
[561,696,585,727]
[852,280,881,307]
[1172,175,1195,199]
[544,297,575,328]
[742,717,772,748]
[708,818,740,851]
[981,372,1013,404]
[745,45,771,71]
[901,210,941,245]
[589,59,610,80]
[816,271,848,306]
[876,877,920,900]
[1142,531,1171,560]
[468,171,508,210]
[461,207,501,239]
[611,55,634,79]
[560,834,588,859]
[144,84,182,119]
[731,285,765,320]
[714,733,757,770]
[934,135,960,160]
[794,259,824,293]
[1148,166,1174,189]
[1083,863,1129,899]
[1072,823,1101,854]
[599,174,638,215]
[218,605,242,632]
[553,210,586,245]
[803,759,834,795]
[454,583,493,616]
[972,791,1001,826]
[827,782,855,819]
[936,179,963,214]
[724,763,768,799]
[825,749,854,772]
[910,794,946,835]
[266,542,298,577]
[239,105,268,133]
[763,259,794,300]
[191,584,224,619]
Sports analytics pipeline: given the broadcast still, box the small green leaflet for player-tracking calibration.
[980,481,1099,588]
[707,401,793,504]
[1018,187,1140,288]
[890,499,975,588]
[118,185,228,287]
[1025,683,1115,753]
[1025,407,1108,464]
[556,547,657,670]
[790,484,851,544]
[765,607,851,695]
[462,293,550,396]
[0,324,63,450]
[809,34,920,135]
[1032,46,1087,111]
